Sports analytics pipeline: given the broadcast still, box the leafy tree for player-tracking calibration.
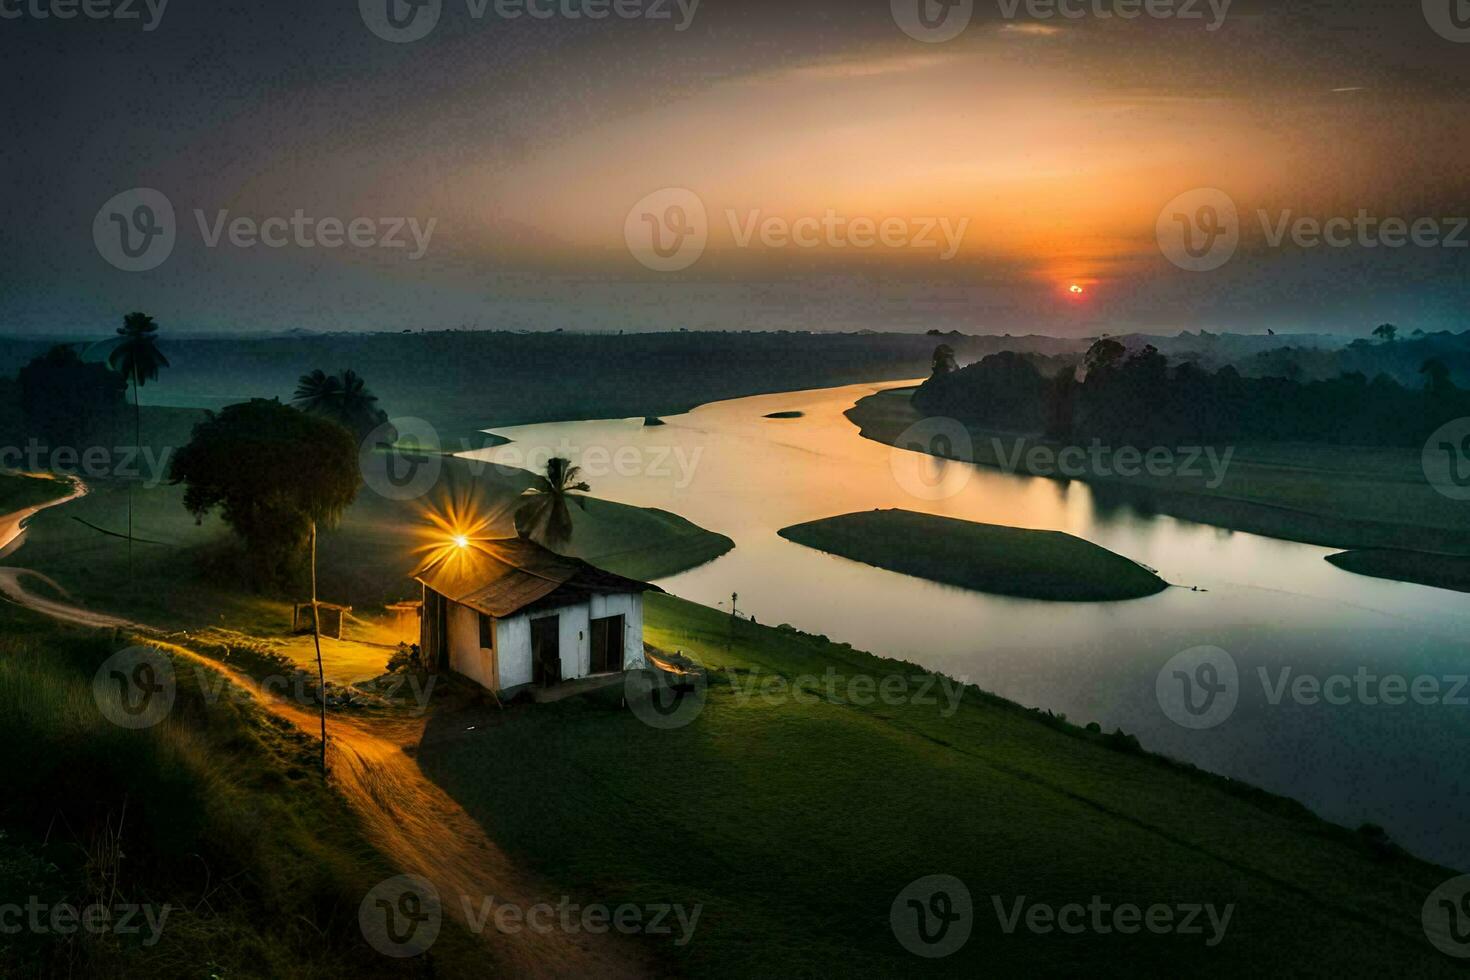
[1083,338,1126,377]
[931,344,957,377]
[169,399,361,587]
[292,368,388,442]
[1421,358,1454,395]
[17,344,126,445]
[104,313,169,570]
[515,457,589,552]
[1372,323,1398,343]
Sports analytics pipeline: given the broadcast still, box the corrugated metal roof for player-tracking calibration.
[413,536,661,618]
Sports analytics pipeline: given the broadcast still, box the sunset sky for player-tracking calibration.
[4,0,1469,335]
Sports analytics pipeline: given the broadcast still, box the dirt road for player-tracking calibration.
[0,480,651,978]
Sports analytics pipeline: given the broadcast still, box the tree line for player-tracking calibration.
[914,340,1469,447]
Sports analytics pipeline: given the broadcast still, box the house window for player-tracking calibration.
[589,614,625,674]
[478,613,494,650]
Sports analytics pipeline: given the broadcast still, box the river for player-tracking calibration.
[463,381,1470,870]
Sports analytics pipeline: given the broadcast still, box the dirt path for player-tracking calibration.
[0,482,652,978]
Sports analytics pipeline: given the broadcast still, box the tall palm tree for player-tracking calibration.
[515,457,590,552]
[106,312,168,571]
[292,368,384,441]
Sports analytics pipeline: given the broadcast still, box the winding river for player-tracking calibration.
[464,382,1470,870]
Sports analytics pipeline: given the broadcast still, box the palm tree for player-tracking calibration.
[106,312,169,571]
[292,368,385,442]
[515,457,590,552]
[292,369,342,416]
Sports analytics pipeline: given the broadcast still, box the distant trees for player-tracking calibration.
[169,399,361,588]
[17,344,127,445]
[1372,323,1398,343]
[515,457,589,552]
[912,346,1470,448]
[292,369,389,443]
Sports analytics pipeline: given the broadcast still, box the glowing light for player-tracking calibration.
[1069,284,1084,295]
[452,534,470,549]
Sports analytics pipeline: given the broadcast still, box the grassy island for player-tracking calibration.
[777,508,1167,601]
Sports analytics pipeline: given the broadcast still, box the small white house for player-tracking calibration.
[415,537,661,696]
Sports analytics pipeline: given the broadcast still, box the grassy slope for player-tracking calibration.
[778,508,1166,601]
[1326,549,1470,593]
[848,387,1470,557]
[417,595,1460,977]
[0,604,480,978]
[11,455,732,635]
[0,471,70,512]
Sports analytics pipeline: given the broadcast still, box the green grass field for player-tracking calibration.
[848,387,1470,568]
[778,508,1167,601]
[0,603,482,978]
[416,594,1462,976]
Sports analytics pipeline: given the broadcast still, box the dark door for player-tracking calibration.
[531,616,560,686]
[590,615,625,674]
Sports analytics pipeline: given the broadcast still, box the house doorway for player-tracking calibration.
[590,614,625,674]
[531,616,560,686]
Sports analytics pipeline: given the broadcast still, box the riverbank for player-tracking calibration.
[848,387,1470,585]
[1327,549,1470,593]
[778,508,1167,601]
[418,593,1463,976]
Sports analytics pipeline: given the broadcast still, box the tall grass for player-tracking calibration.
[0,611,431,978]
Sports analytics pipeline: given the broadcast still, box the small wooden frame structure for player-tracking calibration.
[293,601,351,640]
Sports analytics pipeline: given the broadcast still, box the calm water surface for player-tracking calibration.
[465,382,1470,869]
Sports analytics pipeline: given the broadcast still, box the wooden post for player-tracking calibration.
[311,521,328,777]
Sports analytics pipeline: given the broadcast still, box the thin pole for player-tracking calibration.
[311,521,327,777]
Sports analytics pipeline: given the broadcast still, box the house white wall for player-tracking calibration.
[445,592,646,693]
[447,602,495,690]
